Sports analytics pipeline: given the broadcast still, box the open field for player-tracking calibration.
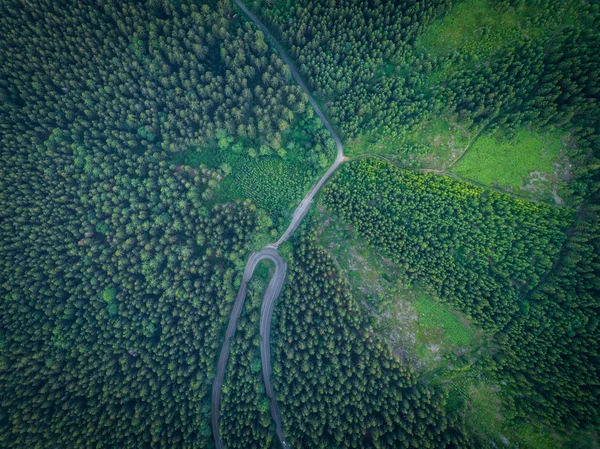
[405,118,474,169]
[417,0,581,61]
[413,293,474,348]
[451,128,571,203]
[418,0,529,59]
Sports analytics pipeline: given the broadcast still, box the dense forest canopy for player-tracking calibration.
[271,233,472,448]
[0,0,314,446]
[1,0,599,448]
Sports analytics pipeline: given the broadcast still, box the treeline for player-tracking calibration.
[270,232,473,448]
[323,158,599,430]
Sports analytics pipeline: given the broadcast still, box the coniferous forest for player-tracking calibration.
[1,0,599,448]
[323,159,598,430]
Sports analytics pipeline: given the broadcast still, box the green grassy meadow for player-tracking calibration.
[413,293,474,348]
[451,128,569,201]
[345,118,473,170]
[417,0,524,59]
[417,0,581,62]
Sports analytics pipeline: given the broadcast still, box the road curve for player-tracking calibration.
[211,247,287,449]
[212,2,346,448]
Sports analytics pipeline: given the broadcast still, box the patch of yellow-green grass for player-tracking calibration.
[451,128,569,200]
[405,118,474,170]
[417,0,581,63]
[446,375,599,449]
[344,130,407,159]
[413,293,474,347]
[411,290,485,371]
[417,0,523,59]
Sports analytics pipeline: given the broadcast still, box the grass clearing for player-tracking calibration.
[413,293,474,347]
[347,121,574,205]
[344,129,408,159]
[452,380,536,448]
[345,117,473,170]
[404,118,473,170]
[417,0,526,60]
[417,0,581,62]
[451,128,571,203]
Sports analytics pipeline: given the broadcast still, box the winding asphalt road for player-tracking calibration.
[211,2,345,448]
[211,247,287,449]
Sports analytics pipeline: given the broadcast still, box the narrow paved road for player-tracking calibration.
[212,2,345,448]
[211,248,286,449]
[234,0,344,248]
